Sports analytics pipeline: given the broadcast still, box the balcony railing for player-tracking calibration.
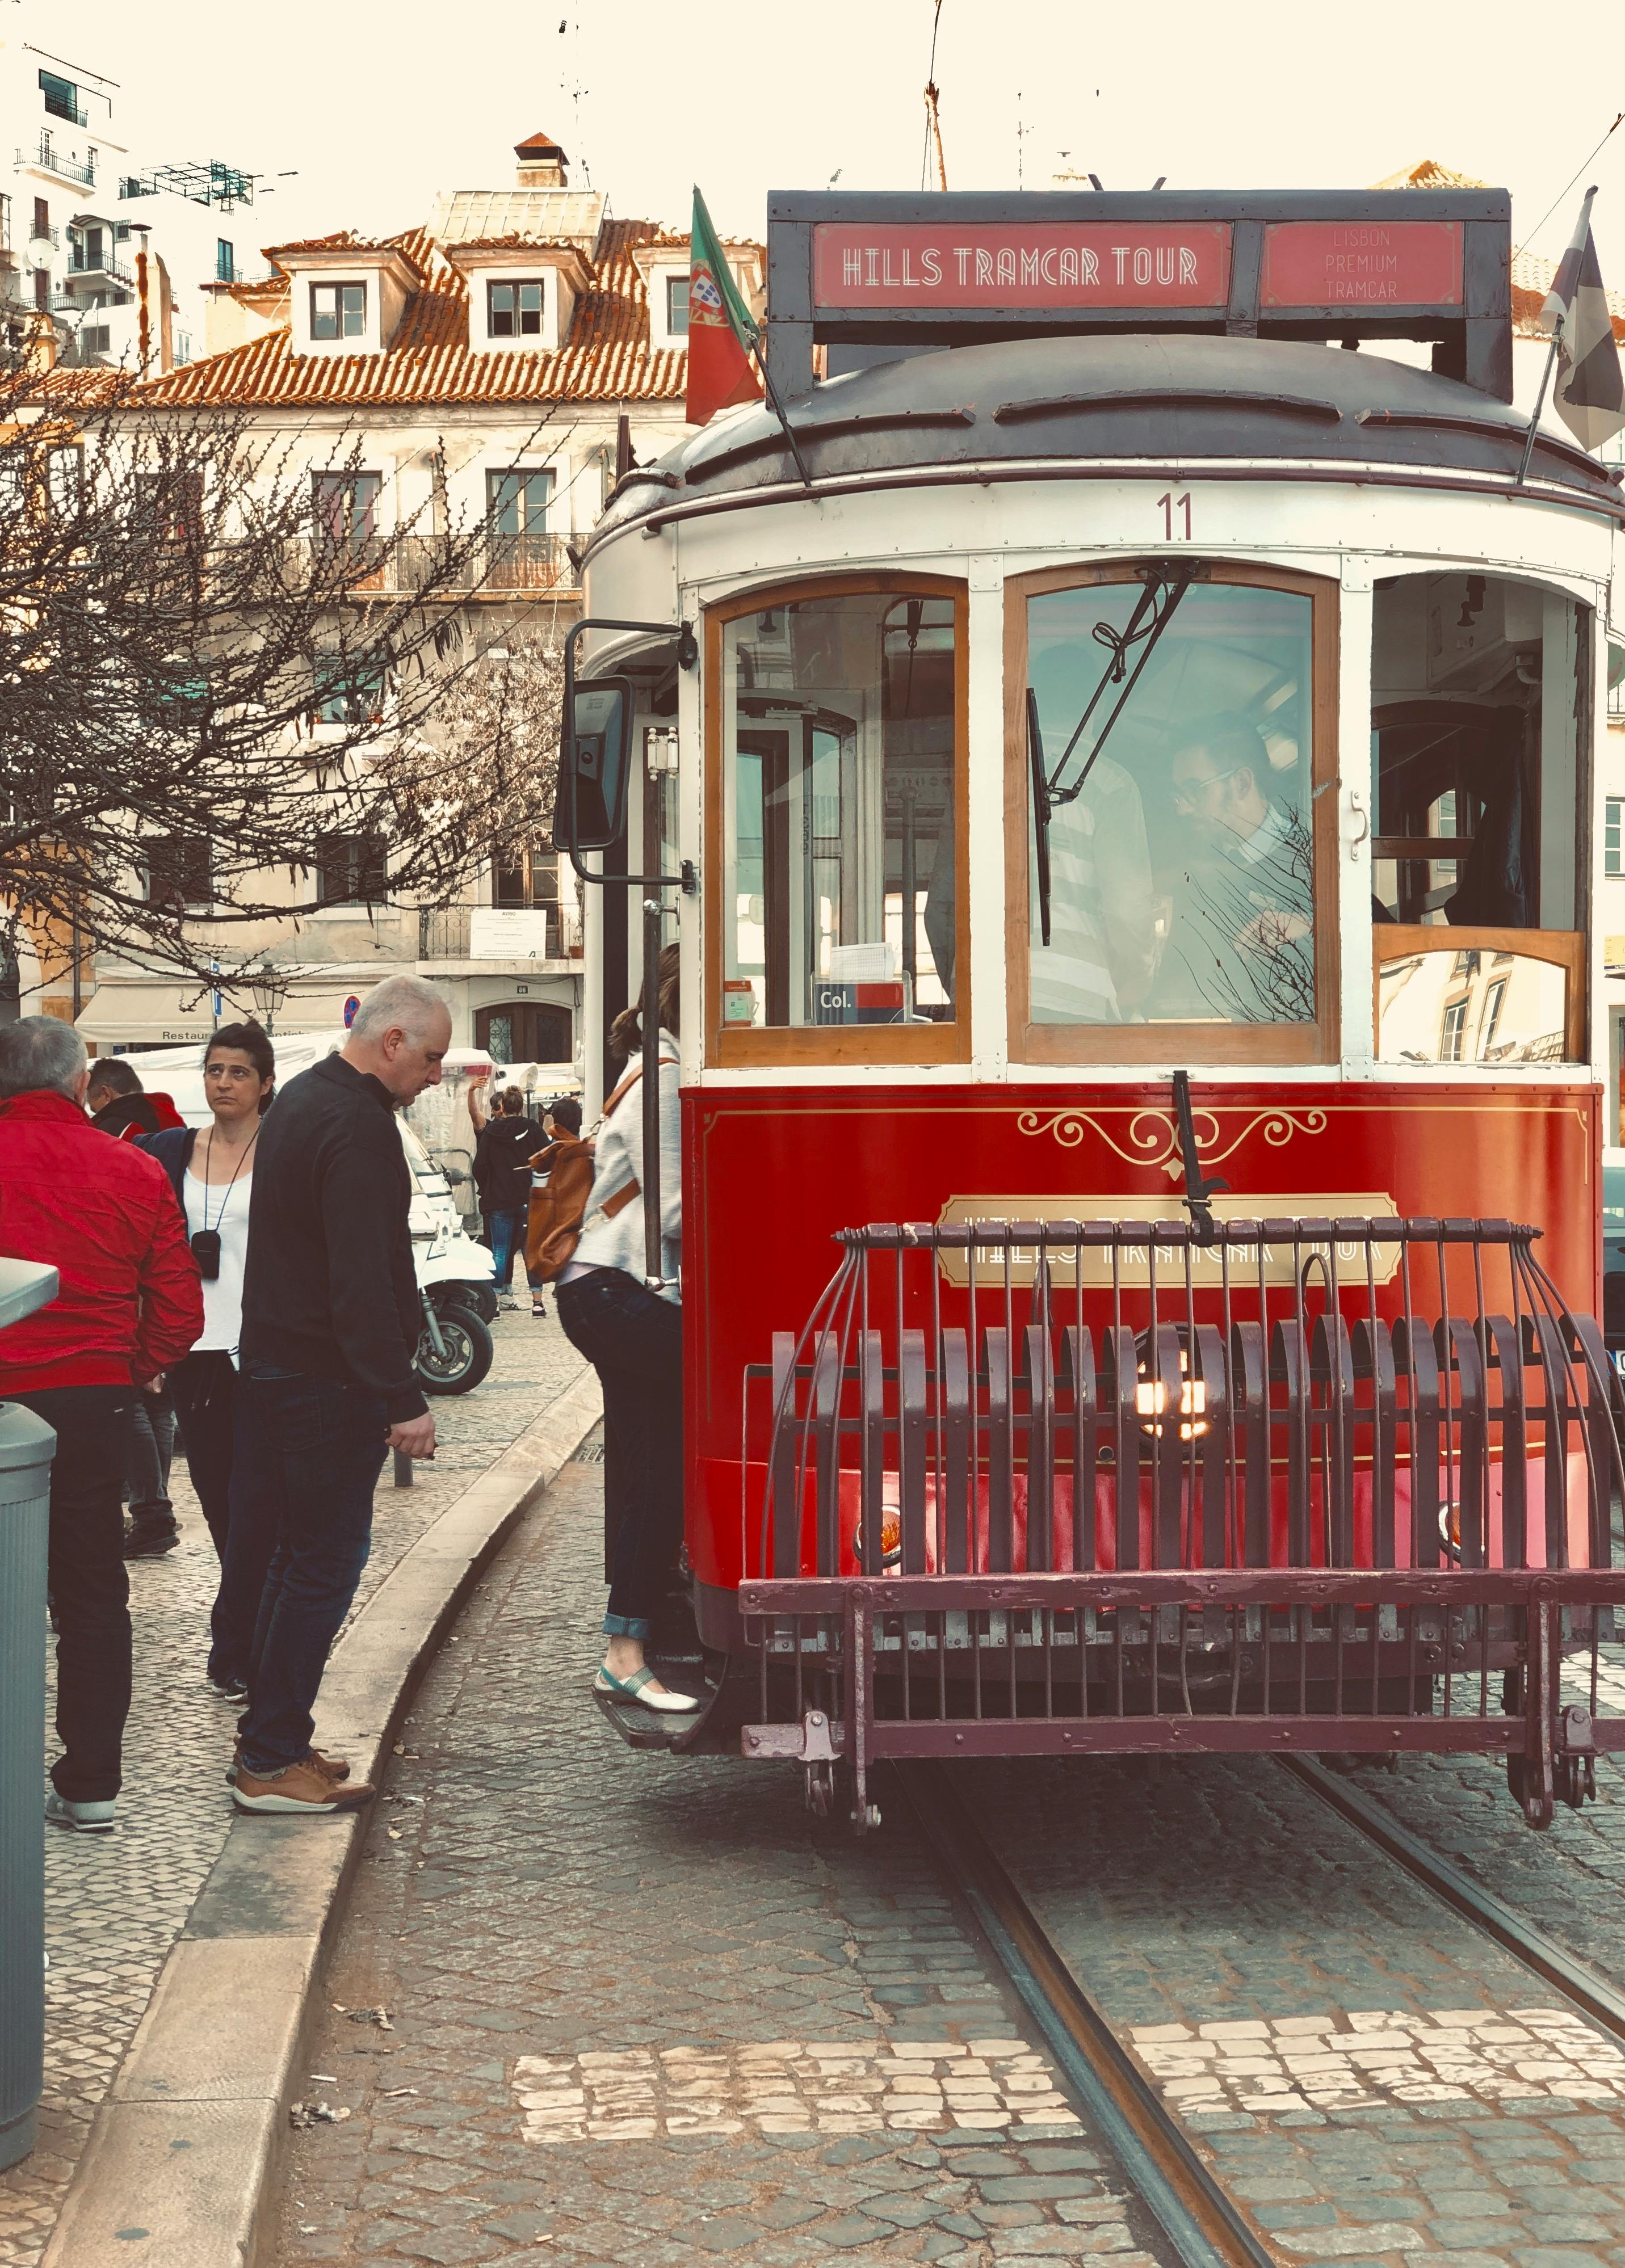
[69,254,136,288]
[290,531,580,601]
[30,136,95,186]
[417,904,582,960]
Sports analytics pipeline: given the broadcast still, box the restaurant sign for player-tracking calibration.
[812,222,1232,309]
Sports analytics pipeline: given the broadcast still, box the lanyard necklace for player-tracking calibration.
[200,1121,259,1235]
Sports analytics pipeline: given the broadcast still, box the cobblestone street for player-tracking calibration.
[0,1307,587,2268]
[271,1456,1168,2268]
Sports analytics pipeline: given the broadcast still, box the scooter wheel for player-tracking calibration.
[416,1310,494,1395]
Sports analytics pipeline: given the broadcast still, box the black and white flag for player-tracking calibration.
[1540,186,1625,452]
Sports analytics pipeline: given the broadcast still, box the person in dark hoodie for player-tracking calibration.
[86,1062,189,1556]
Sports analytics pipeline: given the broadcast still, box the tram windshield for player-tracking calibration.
[720,589,957,1030]
[1024,576,1318,1033]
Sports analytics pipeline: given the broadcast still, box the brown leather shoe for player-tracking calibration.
[226,1741,351,1787]
[231,1759,375,1815]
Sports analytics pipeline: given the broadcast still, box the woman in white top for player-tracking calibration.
[555,945,695,1713]
[140,1022,274,1699]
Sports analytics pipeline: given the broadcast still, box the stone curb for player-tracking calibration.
[40,1364,603,2268]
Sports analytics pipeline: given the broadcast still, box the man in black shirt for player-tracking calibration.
[227,975,451,1815]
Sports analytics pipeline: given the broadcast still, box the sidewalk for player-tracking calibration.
[0,1306,589,2268]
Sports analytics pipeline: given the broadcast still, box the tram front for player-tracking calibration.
[566,185,1625,1827]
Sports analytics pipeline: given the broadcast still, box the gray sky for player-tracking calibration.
[43,0,1625,280]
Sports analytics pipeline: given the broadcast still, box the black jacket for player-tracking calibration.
[238,1055,426,1421]
[138,1125,196,1213]
[473,1114,545,1213]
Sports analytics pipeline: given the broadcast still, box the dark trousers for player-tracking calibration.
[488,1206,530,1292]
[170,1351,245,1682]
[126,1387,175,1525]
[556,1270,683,1639]
[230,1369,387,1774]
[169,1352,237,1561]
[15,1385,133,1803]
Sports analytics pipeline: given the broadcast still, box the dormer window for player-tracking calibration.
[666,276,690,336]
[488,279,544,338]
[311,281,366,340]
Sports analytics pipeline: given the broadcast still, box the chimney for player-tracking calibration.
[24,309,58,375]
[515,129,568,188]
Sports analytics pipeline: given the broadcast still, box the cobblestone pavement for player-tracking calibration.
[964,1748,1625,2268]
[271,1459,1170,2268]
[0,1306,587,2268]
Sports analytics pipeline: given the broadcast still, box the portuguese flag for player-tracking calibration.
[685,187,762,426]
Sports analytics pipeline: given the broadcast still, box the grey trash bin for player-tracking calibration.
[0,1258,60,2174]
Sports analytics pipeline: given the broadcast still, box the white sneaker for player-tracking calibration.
[45,1791,116,1834]
[499,1297,520,1312]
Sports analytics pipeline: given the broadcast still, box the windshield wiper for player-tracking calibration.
[1029,564,1198,950]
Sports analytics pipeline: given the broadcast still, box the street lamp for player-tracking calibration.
[246,960,283,1034]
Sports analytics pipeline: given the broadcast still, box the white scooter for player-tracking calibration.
[403,1123,497,1394]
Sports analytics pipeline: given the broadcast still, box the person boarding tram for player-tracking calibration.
[553,945,694,1713]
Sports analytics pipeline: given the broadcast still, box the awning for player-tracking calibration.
[75,975,389,1046]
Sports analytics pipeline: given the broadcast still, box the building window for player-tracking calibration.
[492,842,559,909]
[1441,998,1468,1062]
[312,471,381,561]
[719,587,961,1042]
[310,280,366,340]
[666,275,689,335]
[47,446,82,513]
[486,468,552,535]
[313,653,385,727]
[487,278,543,338]
[1479,977,1508,1060]
[134,470,204,544]
[39,70,84,127]
[32,197,49,239]
[216,239,234,283]
[314,833,388,905]
[1607,797,1622,877]
[144,837,211,912]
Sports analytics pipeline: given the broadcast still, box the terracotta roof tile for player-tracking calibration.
[133,216,693,409]
[1370,158,1491,190]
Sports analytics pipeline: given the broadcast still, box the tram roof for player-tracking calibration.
[595,331,1623,546]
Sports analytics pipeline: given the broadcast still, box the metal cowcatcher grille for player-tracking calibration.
[737,1214,1625,1833]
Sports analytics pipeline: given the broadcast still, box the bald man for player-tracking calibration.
[225,976,451,1815]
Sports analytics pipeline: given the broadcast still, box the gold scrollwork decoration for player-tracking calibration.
[1016,1106,1329,1181]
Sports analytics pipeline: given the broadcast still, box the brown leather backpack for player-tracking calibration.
[523,1068,643,1281]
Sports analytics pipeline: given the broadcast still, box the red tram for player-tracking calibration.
[558,184,1625,1830]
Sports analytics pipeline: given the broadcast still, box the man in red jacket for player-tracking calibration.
[0,1018,203,1832]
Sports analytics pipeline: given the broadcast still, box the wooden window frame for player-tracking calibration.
[309,279,367,341]
[704,570,971,1068]
[486,277,545,339]
[1373,926,1586,1063]
[1003,558,1341,1066]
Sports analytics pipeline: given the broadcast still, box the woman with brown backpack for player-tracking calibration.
[532,944,696,1714]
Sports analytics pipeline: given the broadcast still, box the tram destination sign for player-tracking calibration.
[769,190,1511,402]
[813,222,1232,309]
[1261,220,1463,308]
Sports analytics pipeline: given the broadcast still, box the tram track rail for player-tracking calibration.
[897,1758,1277,2268]
[902,1748,1625,2268]
[1282,1754,1625,2044]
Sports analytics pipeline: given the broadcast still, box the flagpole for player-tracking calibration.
[750,327,816,492]
[1516,312,1563,487]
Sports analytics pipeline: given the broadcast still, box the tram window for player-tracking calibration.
[1020,574,1327,1049]
[717,588,960,1046]
[1371,575,1585,931]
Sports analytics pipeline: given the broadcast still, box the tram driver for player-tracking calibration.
[1166,716,1314,1024]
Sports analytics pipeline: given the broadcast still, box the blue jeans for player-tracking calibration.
[489,1206,529,1293]
[556,1270,683,1639]
[229,1368,387,1775]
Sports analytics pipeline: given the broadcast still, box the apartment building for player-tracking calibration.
[74,130,762,1071]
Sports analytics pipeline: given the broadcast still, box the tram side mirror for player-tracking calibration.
[558,676,635,852]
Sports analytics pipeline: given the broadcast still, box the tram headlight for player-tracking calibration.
[1135,1341,1209,1441]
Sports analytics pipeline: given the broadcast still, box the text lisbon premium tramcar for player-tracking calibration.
[560,186,1625,1830]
